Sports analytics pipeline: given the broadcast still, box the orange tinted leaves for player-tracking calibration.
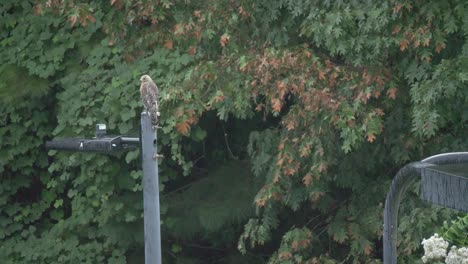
[310,191,323,202]
[387,88,397,99]
[392,25,400,34]
[279,252,292,260]
[435,43,446,53]
[175,109,198,135]
[174,108,184,117]
[374,76,384,86]
[34,4,43,15]
[393,3,403,14]
[108,35,116,46]
[291,241,299,251]
[367,133,376,143]
[87,14,96,23]
[365,92,372,101]
[317,147,324,156]
[291,240,310,251]
[214,94,225,103]
[176,120,191,135]
[188,46,197,55]
[399,39,409,51]
[255,104,263,112]
[372,90,381,98]
[284,167,295,176]
[423,38,431,47]
[273,173,280,183]
[255,198,266,207]
[364,245,373,256]
[300,145,309,157]
[238,6,250,17]
[318,162,327,173]
[68,15,78,27]
[164,39,174,50]
[184,23,193,31]
[272,192,282,201]
[277,158,284,166]
[286,121,295,131]
[283,116,298,129]
[278,140,285,151]
[375,108,385,116]
[220,33,230,47]
[302,174,313,186]
[193,26,202,40]
[318,70,326,80]
[174,24,184,36]
[271,98,282,112]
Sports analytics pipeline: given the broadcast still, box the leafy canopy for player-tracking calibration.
[1,0,467,263]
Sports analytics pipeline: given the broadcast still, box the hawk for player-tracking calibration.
[139,74,160,129]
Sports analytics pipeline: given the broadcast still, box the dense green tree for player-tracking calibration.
[0,0,466,263]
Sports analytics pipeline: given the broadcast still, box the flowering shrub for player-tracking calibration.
[421,234,449,263]
[422,234,468,264]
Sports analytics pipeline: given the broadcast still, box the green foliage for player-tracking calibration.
[1,0,467,263]
[442,214,468,247]
[0,65,50,103]
[164,161,259,239]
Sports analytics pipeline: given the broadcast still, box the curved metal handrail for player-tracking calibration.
[383,152,468,264]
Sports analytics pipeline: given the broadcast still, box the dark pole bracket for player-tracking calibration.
[45,136,139,153]
[45,124,139,153]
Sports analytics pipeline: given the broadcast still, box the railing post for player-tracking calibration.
[141,112,162,264]
[383,162,426,264]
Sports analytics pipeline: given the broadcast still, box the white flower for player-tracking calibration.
[446,246,468,264]
[446,246,462,264]
[421,233,449,263]
[459,247,468,264]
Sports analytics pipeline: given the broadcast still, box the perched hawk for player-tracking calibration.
[139,74,159,129]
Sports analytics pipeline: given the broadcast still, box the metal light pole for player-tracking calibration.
[45,114,163,264]
[383,152,468,264]
[141,112,162,264]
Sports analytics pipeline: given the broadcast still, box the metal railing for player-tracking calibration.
[383,152,468,263]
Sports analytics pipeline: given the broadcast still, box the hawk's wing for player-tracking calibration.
[140,80,159,126]
[140,81,158,110]
[148,79,159,96]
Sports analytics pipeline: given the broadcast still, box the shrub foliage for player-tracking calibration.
[1,0,467,263]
